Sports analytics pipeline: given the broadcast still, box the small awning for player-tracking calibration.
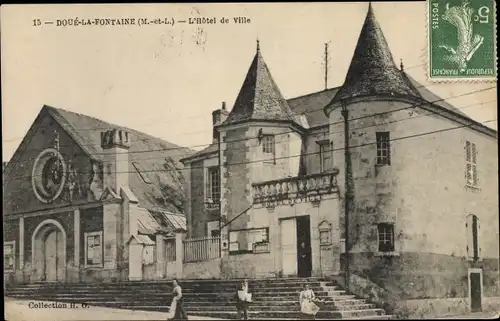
[127,234,156,245]
[137,208,165,235]
[135,207,187,235]
[148,209,187,233]
[162,212,187,231]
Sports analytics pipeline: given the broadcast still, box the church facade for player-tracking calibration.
[3,106,192,284]
[181,3,499,316]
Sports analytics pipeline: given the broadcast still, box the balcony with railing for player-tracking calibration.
[252,169,340,206]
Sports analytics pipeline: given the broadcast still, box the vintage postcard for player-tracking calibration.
[2,2,498,321]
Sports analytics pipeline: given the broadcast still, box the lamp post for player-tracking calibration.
[340,99,351,292]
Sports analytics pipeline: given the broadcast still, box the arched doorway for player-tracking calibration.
[32,219,67,282]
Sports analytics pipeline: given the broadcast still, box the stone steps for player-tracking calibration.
[185,309,388,319]
[75,300,376,312]
[5,277,389,319]
[6,288,332,296]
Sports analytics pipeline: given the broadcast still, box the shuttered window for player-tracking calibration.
[465,141,478,187]
[466,214,481,261]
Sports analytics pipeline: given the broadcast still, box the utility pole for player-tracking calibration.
[340,99,351,292]
[324,43,329,90]
[216,121,223,259]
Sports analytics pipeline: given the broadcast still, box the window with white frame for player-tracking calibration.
[85,231,103,268]
[206,166,220,206]
[376,132,391,166]
[465,141,478,187]
[262,135,275,162]
[319,141,333,172]
[377,223,394,252]
[229,228,269,254]
[4,241,15,270]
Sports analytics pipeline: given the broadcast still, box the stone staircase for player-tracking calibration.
[5,277,392,319]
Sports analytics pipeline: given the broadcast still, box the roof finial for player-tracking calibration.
[368,1,373,11]
[400,58,404,71]
[256,38,260,53]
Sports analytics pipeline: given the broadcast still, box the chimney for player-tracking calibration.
[212,101,229,141]
[100,129,131,193]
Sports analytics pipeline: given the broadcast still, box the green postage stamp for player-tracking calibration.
[429,0,497,81]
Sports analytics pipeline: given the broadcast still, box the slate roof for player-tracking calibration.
[327,3,421,107]
[222,44,302,127]
[181,141,219,162]
[287,88,339,128]
[286,73,475,129]
[136,207,187,234]
[44,105,194,220]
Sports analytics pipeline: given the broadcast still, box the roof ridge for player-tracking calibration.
[44,105,194,152]
[286,87,340,102]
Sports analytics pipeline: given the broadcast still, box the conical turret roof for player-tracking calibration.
[223,42,299,126]
[327,3,421,106]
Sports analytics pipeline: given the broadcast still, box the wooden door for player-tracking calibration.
[44,230,58,281]
[297,216,312,278]
[129,243,143,280]
[281,218,297,276]
[470,272,482,312]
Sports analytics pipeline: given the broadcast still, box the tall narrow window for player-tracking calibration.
[206,166,220,205]
[376,132,391,166]
[262,135,276,162]
[377,223,394,252]
[319,141,333,172]
[465,141,478,187]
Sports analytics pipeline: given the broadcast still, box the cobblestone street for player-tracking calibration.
[4,298,225,321]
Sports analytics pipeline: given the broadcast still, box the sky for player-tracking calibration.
[1,2,497,162]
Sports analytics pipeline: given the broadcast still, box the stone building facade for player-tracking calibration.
[3,106,192,284]
[181,3,499,316]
